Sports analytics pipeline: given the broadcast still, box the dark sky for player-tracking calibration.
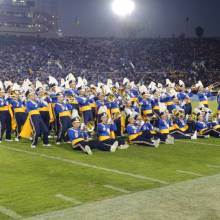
[58,0,220,37]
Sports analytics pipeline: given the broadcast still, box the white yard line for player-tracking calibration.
[0,206,22,219]
[207,164,220,169]
[176,140,220,147]
[24,172,220,220]
[176,170,203,177]
[1,146,169,185]
[55,194,81,204]
[103,185,130,194]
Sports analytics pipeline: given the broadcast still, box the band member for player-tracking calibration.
[68,117,123,154]
[217,91,220,116]
[126,115,160,147]
[76,87,93,125]
[196,115,220,138]
[54,93,72,144]
[170,112,197,139]
[139,91,153,118]
[97,113,129,151]
[0,88,13,142]
[10,90,27,141]
[21,90,50,148]
[157,112,175,144]
[37,88,51,132]
[197,87,213,108]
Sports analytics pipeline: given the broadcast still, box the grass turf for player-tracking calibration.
[0,100,220,219]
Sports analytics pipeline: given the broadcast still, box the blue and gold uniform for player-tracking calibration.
[161,93,175,113]
[76,95,93,124]
[21,98,49,147]
[126,122,156,147]
[97,121,125,146]
[217,94,220,115]
[67,123,113,152]
[54,101,72,143]
[139,98,153,117]
[0,97,13,141]
[10,98,27,139]
[197,92,212,107]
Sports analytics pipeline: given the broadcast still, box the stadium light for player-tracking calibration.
[112,0,135,17]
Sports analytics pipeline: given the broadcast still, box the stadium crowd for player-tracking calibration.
[0,35,220,86]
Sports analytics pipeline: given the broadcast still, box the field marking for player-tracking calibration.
[24,172,220,220]
[176,170,203,177]
[0,206,22,219]
[55,194,82,204]
[176,140,220,147]
[103,185,130,194]
[207,164,220,169]
[1,145,169,185]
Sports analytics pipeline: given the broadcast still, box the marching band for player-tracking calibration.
[0,73,220,154]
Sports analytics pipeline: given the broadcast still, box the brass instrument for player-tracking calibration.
[188,112,197,121]
[107,94,116,102]
[111,86,117,94]
[86,121,95,133]
[208,82,220,93]
[66,95,77,104]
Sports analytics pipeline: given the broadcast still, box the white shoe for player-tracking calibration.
[29,137,33,141]
[204,135,210,139]
[0,141,2,144]
[165,138,174,145]
[118,144,129,150]
[48,135,53,139]
[167,135,174,144]
[56,142,61,145]
[43,144,51,147]
[85,145,93,155]
[31,145,36,149]
[110,141,118,152]
[191,131,197,140]
[5,139,13,142]
[154,139,160,148]
[14,138,19,142]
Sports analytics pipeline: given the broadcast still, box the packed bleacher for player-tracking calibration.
[0,36,220,86]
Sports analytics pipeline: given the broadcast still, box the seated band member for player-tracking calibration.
[196,115,220,138]
[126,115,160,148]
[21,90,50,148]
[170,112,197,140]
[97,113,129,151]
[54,93,72,144]
[67,117,121,154]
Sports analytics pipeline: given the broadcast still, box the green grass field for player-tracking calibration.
[0,101,220,220]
